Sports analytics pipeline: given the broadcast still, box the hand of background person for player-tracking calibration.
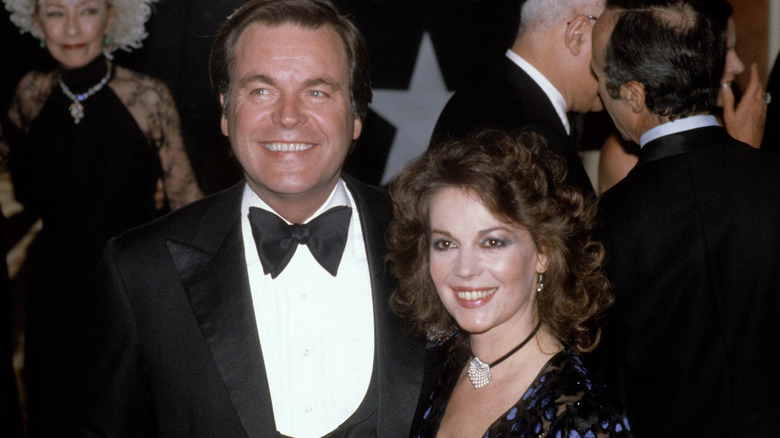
[721,63,767,148]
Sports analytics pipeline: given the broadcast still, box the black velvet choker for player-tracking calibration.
[59,55,109,93]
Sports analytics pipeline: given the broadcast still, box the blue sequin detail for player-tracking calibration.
[544,407,555,420]
[533,421,542,434]
[423,405,431,419]
[506,407,518,420]
[616,423,623,432]
[571,431,581,438]
[601,419,610,430]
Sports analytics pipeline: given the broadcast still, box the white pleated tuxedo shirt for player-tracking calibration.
[240,180,374,438]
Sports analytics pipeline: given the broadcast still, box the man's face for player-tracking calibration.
[591,10,634,141]
[221,23,361,210]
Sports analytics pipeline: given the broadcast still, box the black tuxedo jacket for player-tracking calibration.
[79,175,441,437]
[429,56,594,195]
[592,126,780,437]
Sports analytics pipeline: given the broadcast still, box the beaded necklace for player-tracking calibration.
[58,61,112,125]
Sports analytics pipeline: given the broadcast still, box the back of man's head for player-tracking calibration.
[517,0,604,36]
[603,0,725,120]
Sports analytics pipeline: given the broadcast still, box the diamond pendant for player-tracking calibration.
[68,101,84,124]
[468,356,491,388]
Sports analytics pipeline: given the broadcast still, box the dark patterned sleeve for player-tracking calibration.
[146,79,204,209]
[548,389,633,438]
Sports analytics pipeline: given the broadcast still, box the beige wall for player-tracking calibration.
[733,0,770,87]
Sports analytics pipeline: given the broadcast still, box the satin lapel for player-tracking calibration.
[345,176,426,436]
[639,126,727,164]
[496,57,568,137]
[166,184,277,438]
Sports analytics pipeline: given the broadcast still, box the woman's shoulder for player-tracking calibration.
[542,350,633,437]
[111,65,175,107]
[9,70,57,128]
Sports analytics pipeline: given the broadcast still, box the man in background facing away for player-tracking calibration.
[590,1,780,435]
[429,0,606,195]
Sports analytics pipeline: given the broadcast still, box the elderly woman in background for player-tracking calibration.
[388,129,631,437]
[0,0,202,434]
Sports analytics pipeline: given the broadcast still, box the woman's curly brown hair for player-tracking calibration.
[387,129,612,355]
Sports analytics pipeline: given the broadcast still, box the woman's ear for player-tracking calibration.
[536,248,550,274]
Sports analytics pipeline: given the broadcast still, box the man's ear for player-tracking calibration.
[564,15,593,56]
[219,94,229,137]
[620,81,646,114]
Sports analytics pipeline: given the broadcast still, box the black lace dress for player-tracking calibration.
[413,349,632,438]
[7,56,163,435]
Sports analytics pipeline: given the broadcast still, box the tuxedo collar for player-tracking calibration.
[165,182,278,437]
[342,174,426,436]
[504,50,570,134]
[495,56,569,137]
[639,126,729,164]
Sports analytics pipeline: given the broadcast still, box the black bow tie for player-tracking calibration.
[248,206,352,279]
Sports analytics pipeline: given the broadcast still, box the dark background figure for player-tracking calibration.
[0,212,22,438]
[428,0,606,196]
[1,0,202,435]
[762,50,780,151]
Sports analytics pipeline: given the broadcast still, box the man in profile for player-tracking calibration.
[590,1,780,435]
[79,1,440,436]
[430,0,605,194]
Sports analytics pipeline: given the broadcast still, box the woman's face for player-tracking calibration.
[718,17,745,105]
[34,0,114,69]
[428,187,547,337]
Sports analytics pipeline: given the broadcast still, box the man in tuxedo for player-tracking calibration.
[590,1,780,436]
[79,1,440,436]
[429,0,605,195]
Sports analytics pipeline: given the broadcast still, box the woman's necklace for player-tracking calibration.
[467,320,543,388]
[58,61,112,125]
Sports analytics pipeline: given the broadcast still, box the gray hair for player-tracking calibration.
[3,0,157,58]
[518,0,604,36]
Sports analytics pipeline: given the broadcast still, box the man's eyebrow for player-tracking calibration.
[239,74,274,87]
[304,78,341,89]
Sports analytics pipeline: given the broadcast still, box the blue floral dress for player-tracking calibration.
[413,349,632,437]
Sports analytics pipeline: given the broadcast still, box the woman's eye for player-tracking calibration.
[483,238,506,248]
[432,239,454,250]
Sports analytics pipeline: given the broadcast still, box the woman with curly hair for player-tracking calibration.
[388,129,631,437]
[1,0,202,434]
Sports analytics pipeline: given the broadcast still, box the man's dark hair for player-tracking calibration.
[603,0,725,119]
[209,0,372,120]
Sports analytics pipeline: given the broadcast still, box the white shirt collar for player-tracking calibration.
[505,49,570,134]
[639,115,720,148]
[241,179,351,224]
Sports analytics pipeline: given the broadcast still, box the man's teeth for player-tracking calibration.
[457,289,497,300]
[264,143,313,152]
